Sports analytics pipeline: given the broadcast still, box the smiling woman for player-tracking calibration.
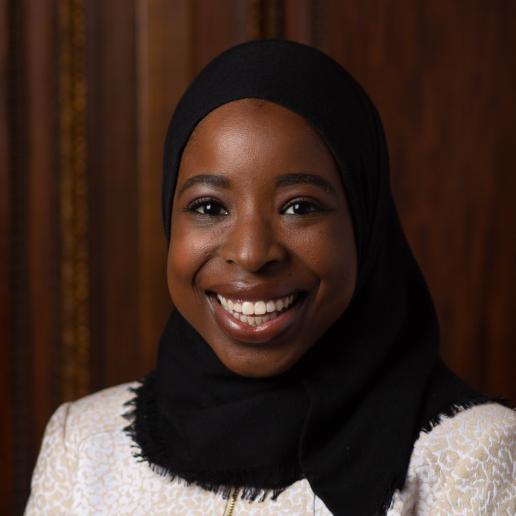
[25,40,515,516]
[168,99,356,377]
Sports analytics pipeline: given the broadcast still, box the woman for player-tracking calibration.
[26,40,514,515]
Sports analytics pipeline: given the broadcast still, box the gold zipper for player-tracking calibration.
[222,487,239,516]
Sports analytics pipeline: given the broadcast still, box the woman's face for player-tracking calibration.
[168,99,357,377]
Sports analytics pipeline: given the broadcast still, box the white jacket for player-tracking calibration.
[25,382,515,515]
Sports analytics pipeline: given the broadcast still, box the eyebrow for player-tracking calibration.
[178,174,231,196]
[275,173,337,197]
[177,172,338,197]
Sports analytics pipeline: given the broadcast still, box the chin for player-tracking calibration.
[215,343,302,378]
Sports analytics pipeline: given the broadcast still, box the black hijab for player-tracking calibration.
[124,40,490,515]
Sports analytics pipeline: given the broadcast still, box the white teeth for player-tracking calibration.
[242,301,254,315]
[254,301,267,315]
[215,293,299,326]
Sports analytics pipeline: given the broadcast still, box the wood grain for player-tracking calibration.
[25,0,59,446]
[324,0,516,401]
[135,0,189,373]
[0,2,14,513]
[192,0,249,71]
[87,0,141,389]
[5,0,60,511]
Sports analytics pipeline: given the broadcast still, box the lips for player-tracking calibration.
[206,290,309,344]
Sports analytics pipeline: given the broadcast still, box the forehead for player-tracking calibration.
[182,98,330,158]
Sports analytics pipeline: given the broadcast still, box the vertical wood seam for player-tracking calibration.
[58,0,90,401]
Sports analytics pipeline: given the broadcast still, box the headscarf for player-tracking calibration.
[124,39,490,516]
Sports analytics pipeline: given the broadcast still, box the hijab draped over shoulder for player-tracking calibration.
[124,40,490,516]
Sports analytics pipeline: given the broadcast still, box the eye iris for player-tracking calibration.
[201,201,223,215]
[292,201,313,214]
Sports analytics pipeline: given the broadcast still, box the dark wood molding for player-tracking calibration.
[25,0,61,511]
[58,0,91,402]
[0,2,14,513]
[87,0,140,389]
[134,0,188,373]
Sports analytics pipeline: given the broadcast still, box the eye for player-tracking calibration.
[186,197,229,216]
[282,199,323,215]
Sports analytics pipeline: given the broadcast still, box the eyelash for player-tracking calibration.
[184,197,325,217]
[185,197,229,217]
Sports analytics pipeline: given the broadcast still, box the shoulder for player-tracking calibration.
[65,381,139,438]
[408,403,515,514]
[433,400,514,430]
[25,382,140,514]
[416,402,515,464]
[43,381,140,454]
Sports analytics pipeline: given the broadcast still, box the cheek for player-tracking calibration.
[293,220,355,277]
[291,220,356,309]
[167,223,216,295]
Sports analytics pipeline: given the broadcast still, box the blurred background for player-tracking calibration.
[1,0,515,513]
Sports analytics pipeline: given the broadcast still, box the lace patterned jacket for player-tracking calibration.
[25,382,515,515]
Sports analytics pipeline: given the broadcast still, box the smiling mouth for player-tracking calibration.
[215,293,301,327]
[205,289,309,344]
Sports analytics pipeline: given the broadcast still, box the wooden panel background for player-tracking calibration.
[322,0,516,396]
[2,1,515,513]
[0,0,13,511]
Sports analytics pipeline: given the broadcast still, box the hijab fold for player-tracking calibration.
[124,40,491,515]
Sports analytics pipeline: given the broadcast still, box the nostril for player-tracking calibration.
[218,222,288,272]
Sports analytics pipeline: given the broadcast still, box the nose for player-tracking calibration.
[219,212,288,272]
